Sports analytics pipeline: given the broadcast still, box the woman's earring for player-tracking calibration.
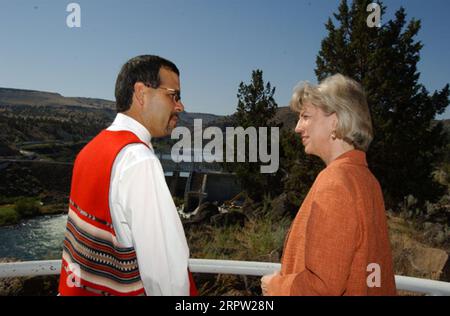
[331,131,337,140]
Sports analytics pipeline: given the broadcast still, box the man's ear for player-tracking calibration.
[133,82,146,106]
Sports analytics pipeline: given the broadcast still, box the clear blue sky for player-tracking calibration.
[0,0,449,118]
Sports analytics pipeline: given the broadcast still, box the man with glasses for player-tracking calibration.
[58,55,197,296]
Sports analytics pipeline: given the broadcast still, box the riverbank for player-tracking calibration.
[0,213,67,261]
[0,199,66,227]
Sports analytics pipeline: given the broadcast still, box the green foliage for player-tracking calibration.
[315,0,449,209]
[185,206,291,295]
[0,195,21,205]
[235,70,278,128]
[0,197,43,226]
[0,205,20,226]
[14,197,41,218]
[228,70,282,201]
[186,211,291,263]
[278,129,324,214]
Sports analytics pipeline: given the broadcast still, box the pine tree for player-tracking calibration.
[279,128,324,216]
[235,70,278,129]
[315,0,449,209]
[230,70,281,201]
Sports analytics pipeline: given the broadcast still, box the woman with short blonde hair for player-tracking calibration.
[261,74,396,296]
[290,74,374,152]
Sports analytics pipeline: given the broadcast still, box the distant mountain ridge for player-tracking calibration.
[0,87,224,149]
[0,87,448,144]
[0,87,115,109]
[0,87,222,126]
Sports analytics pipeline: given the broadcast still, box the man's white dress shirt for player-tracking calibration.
[106,113,190,296]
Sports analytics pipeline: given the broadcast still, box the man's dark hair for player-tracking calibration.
[114,55,180,112]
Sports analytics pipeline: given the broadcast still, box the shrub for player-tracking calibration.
[14,197,41,218]
[0,205,20,226]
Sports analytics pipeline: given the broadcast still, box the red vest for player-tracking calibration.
[59,130,197,296]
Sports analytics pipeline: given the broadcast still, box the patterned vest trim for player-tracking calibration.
[59,130,147,296]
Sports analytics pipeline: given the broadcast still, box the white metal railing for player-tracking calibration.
[0,259,449,296]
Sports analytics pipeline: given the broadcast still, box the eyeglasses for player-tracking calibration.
[143,83,182,104]
[158,87,181,103]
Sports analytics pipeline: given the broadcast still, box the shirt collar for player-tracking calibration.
[108,113,152,146]
[328,149,368,168]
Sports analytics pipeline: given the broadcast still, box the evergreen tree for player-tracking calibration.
[235,70,278,129]
[230,70,281,201]
[315,0,449,209]
[279,128,324,217]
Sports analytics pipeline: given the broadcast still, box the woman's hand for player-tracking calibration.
[261,271,279,296]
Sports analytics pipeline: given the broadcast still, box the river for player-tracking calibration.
[0,209,197,261]
[0,214,67,261]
